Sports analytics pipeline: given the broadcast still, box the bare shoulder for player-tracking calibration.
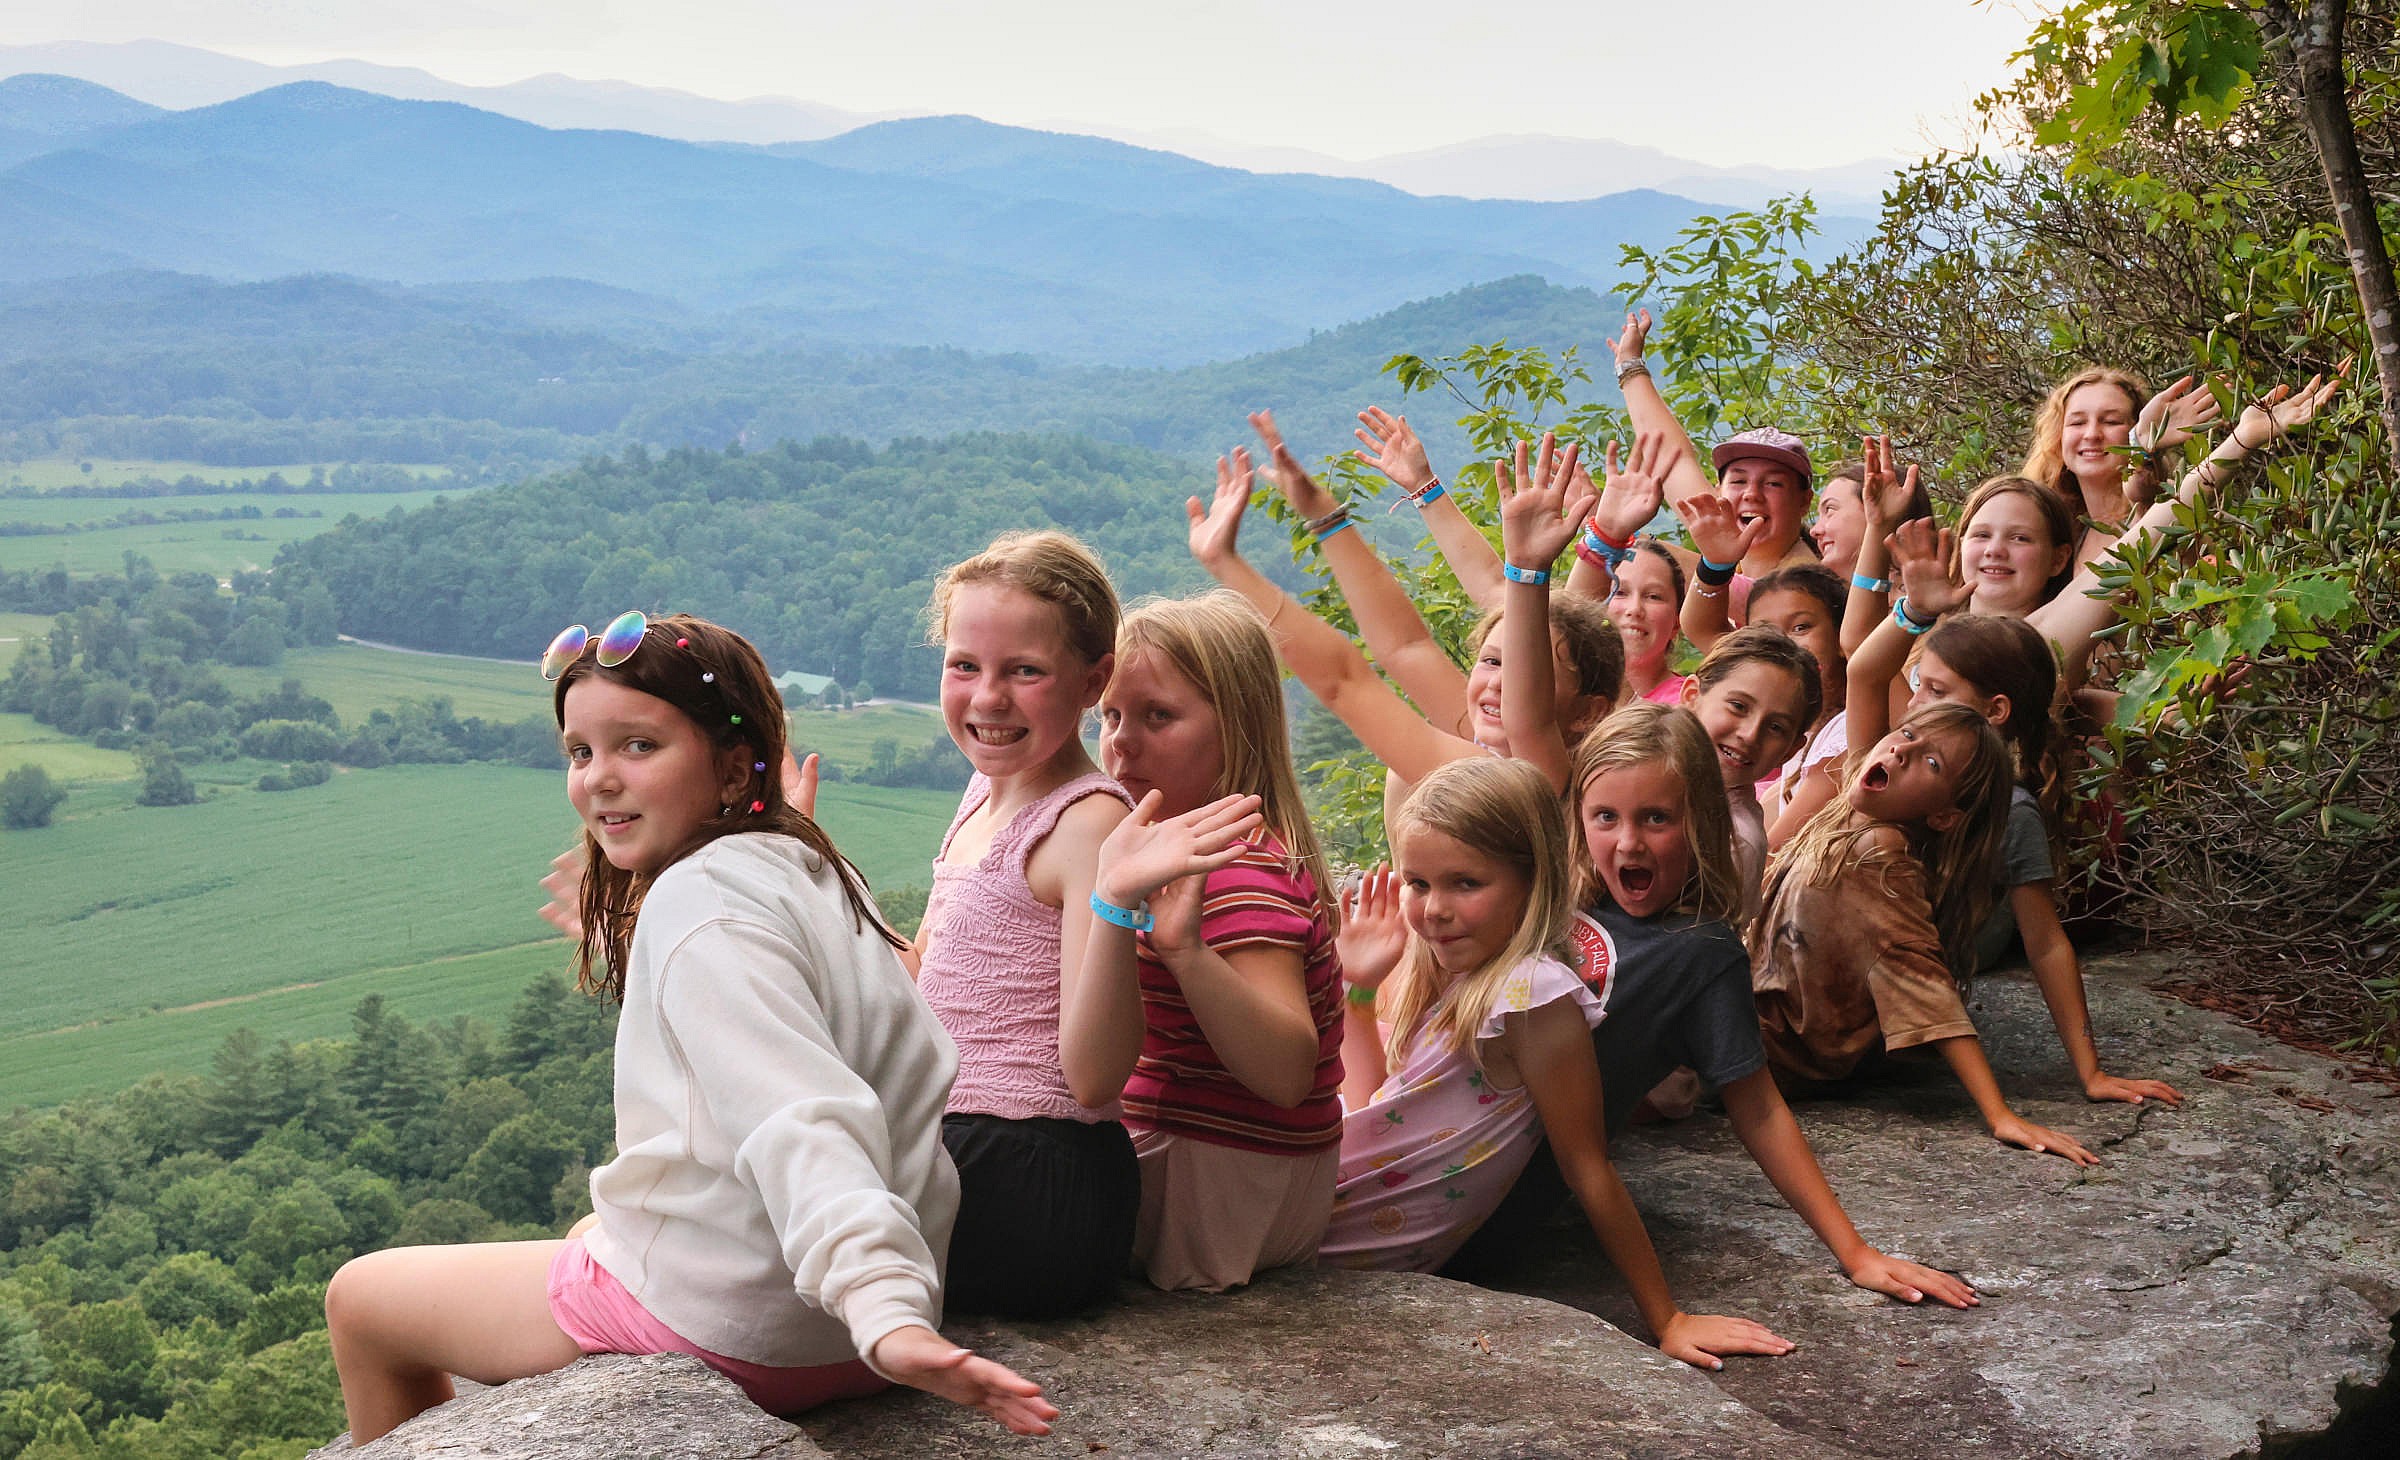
[1024,789,1130,903]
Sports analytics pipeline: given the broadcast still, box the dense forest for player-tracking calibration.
[0,981,618,1459]
[269,432,1226,690]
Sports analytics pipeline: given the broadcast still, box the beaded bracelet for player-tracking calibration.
[1503,562,1552,586]
[1089,892,1154,932]
[1892,597,1936,635]
[1851,573,1890,593]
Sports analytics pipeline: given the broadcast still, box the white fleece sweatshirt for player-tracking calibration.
[582,832,961,1370]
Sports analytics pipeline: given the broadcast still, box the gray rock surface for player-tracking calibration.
[310,955,2399,1459]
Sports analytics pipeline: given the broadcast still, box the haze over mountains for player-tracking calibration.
[0,39,1897,208]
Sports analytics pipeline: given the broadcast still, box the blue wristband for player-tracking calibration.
[1893,597,1936,635]
[1580,527,1633,568]
[1503,562,1552,586]
[1852,573,1890,593]
[1089,892,1154,931]
[1314,516,1358,546]
[1698,554,1739,575]
[1411,479,1446,506]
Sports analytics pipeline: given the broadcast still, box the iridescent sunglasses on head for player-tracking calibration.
[542,610,649,680]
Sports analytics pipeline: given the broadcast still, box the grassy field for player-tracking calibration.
[0,611,55,648]
[0,757,955,1107]
[790,702,949,765]
[0,458,443,491]
[217,642,552,723]
[0,710,140,780]
[0,488,462,577]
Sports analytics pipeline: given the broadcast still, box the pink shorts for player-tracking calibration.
[546,1238,888,1415]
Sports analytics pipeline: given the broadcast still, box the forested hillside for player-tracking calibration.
[0,983,619,1459]
[271,434,1219,688]
[0,273,1621,474]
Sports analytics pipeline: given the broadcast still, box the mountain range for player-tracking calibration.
[0,74,1862,365]
[0,39,1897,208]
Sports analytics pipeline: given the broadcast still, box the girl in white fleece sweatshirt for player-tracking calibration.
[325,612,1056,1445]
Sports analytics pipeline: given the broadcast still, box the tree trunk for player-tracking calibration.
[2281,0,2400,473]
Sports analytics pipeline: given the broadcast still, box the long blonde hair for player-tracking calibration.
[1381,757,1574,1068]
[1118,590,1335,916]
[927,529,1119,666]
[2023,366,2147,498]
[1567,704,1742,925]
[1772,701,2014,978]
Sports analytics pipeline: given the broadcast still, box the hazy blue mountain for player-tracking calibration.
[0,72,162,169]
[0,82,1824,365]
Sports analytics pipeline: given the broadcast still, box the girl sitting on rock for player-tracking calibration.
[326,612,1057,1444]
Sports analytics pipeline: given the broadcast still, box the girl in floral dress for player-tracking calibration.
[1319,756,1789,1371]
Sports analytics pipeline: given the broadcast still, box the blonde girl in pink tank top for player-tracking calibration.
[915,531,1260,1319]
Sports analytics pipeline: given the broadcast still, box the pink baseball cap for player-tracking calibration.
[1711,427,1813,489]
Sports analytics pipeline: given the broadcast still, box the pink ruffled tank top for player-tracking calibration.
[917,771,1132,1123]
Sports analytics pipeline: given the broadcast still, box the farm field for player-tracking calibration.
[0,760,955,1106]
[0,487,462,576]
[217,641,551,723]
[0,458,445,491]
[0,709,139,780]
[0,611,55,647]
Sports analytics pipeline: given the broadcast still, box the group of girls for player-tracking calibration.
[319,316,2339,1444]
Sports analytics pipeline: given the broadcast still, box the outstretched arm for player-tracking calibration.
[1516,999,1794,1370]
[1840,437,1918,657]
[1355,406,1508,613]
[1929,1034,2098,1165]
[1255,410,1472,731]
[1718,1069,1977,1307]
[1606,309,1717,506]
[2012,883,2185,1106]
[1187,451,1478,783]
[1564,433,1680,600]
[1497,433,1595,792]
[2032,372,2340,686]
[1846,517,1969,756]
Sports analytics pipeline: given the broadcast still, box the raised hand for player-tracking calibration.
[1496,432,1593,570]
[1606,308,1654,369]
[1655,1311,1795,1372]
[1187,449,1257,573]
[1334,864,1407,990]
[1857,435,1921,528]
[1353,407,1437,496]
[868,1325,1058,1436]
[1590,432,1682,544]
[2131,375,2224,456]
[2234,371,2340,449]
[1673,488,1766,570]
[781,749,819,820]
[1095,790,1264,910]
[1886,516,1968,620]
[1990,1112,2099,1166]
[1844,1250,1979,1309]
[1249,409,1341,518]
[538,847,585,940]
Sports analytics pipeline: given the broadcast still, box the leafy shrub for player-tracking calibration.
[1,765,66,829]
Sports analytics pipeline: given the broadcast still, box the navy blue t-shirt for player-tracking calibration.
[1570,904,1766,1137]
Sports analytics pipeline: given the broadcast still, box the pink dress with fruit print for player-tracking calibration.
[1317,955,1603,1272]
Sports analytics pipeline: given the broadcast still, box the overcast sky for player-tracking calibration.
[5,1,2045,167]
